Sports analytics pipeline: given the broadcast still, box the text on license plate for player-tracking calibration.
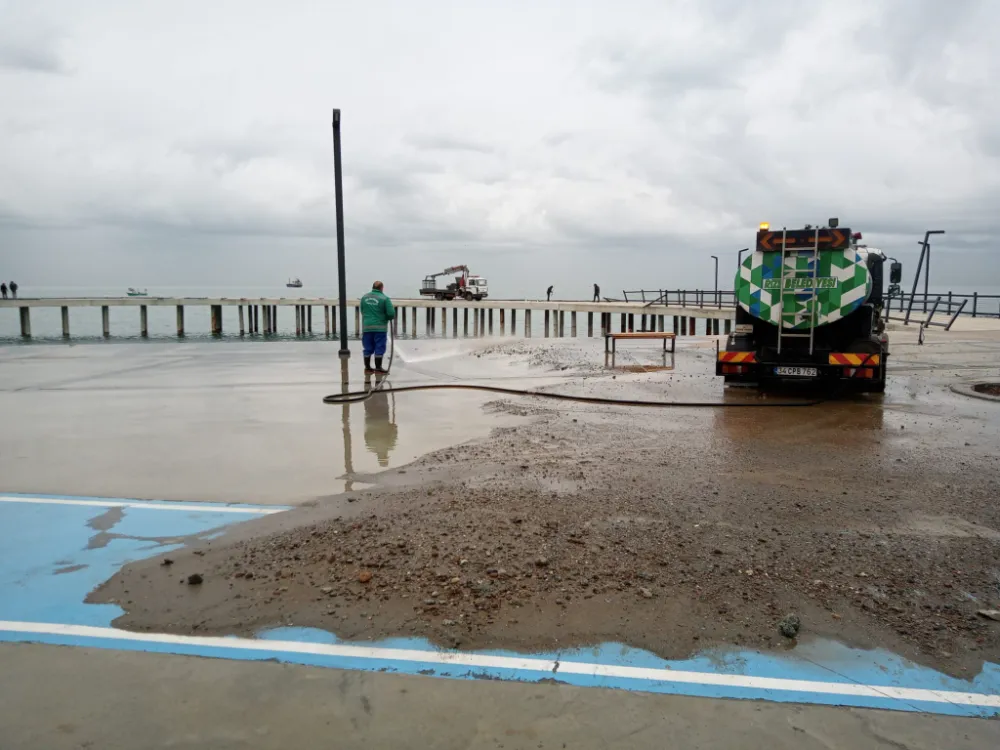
[774,366,818,377]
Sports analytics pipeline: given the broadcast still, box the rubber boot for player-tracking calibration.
[374,356,386,374]
[364,355,373,374]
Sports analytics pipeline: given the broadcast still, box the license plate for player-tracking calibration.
[774,366,818,377]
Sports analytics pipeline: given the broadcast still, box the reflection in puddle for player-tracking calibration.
[324,346,531,497]
[363,373,398,467]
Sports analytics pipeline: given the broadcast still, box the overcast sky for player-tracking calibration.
[1,0,998,298]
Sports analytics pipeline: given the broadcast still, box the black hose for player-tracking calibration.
[323,325,838,409]
[324,382,831,407]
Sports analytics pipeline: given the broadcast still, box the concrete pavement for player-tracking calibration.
[2,643,996,750]
[2,333,999,747]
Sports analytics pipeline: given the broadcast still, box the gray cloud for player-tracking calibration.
[1,0,998,296]
[405,134,495,155]
[0,4,68,74]
[0,43,65,74]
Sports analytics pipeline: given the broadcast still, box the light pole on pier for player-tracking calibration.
[332,108,350,359]
[710,255,718,305]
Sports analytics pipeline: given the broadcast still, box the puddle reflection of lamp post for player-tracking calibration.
[341,372,354,492]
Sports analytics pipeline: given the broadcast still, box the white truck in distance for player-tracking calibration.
[419,265,489,301]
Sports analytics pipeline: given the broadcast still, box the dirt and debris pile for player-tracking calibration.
[90,341,1000,677]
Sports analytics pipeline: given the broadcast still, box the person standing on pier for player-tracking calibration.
[0,282,6,299]
[361,280,395,374]
[9,281,17,299]
[593,283,600,302]
[546,285,553,301]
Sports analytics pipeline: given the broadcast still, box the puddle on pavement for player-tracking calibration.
[86,506,125,532]
[0,338,549,505]
[321,341,549,496]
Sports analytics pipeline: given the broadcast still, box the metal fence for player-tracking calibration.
[886,291,1000,320]
[623,289,1000,318]
[622,290,736,309]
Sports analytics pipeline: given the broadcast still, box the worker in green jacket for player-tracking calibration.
[360,280,395,373]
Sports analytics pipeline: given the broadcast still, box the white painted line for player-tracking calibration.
[0,496,282,515]
[1,621,998,709]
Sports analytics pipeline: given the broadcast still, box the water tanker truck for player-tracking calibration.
[717,219,902,392]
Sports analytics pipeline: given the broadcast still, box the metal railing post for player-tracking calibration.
[945,299,967,331]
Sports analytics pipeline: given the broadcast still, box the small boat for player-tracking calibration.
[127,288,148,297]
[287,277,303,288]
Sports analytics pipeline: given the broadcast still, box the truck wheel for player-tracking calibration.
[435,293,444,300]
[463,292,473,301]
[871,363,887,393]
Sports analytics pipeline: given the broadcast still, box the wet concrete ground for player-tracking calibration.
[82,324,1000,678]
[2,324,996,506]
[0,339,563,504]
[2,326,1000,745]
[3,642,998,750]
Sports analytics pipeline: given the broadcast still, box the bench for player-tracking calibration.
[604,332,676,368]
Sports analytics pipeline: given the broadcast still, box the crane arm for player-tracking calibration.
[426,264,469,278]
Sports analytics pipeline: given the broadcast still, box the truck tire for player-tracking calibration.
[871,361,887,393]
[463,292,473,301]
[435,292,444,300]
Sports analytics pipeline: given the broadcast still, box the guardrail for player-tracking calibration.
[890,296,967,331]
[622,290,736,309]
[624,289,1000,319]
[886,291,1000,320]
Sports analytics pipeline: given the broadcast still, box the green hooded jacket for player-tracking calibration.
[360,288,395,332]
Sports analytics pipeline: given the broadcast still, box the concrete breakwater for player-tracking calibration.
[0,297,733,340]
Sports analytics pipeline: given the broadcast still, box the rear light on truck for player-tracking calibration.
[718,352,757,363]
[829,353,880,366]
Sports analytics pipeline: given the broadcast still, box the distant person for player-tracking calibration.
[360,280,395,374]
[9,281,17,299]
[0,282,6,299]
[546,285,553,302]
[593,283,600,302]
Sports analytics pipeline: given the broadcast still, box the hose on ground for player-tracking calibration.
[322,323,844,408]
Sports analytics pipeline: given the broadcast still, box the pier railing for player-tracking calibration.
[625,289,1000,318]
[622,290,736,309]
[886,291,1000,320]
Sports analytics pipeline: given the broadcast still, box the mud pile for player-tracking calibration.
[91,342,1000,677]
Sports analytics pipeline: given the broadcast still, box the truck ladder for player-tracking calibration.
[776,227,820,355]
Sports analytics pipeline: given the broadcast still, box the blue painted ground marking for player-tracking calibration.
[1,492,998,717]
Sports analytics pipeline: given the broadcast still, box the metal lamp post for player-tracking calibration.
[907,230,945,320]
[737,247,749,272]
[710,255,719,306]
[332,108,350,359]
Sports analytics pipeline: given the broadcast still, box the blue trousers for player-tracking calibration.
[362,331,387,358]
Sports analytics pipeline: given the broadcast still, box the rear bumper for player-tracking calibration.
[717,361,880,381]
[717,352,884,384]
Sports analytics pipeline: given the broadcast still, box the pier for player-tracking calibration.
[0,297,734,340]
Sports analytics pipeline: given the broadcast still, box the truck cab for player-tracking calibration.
[464,276,489,300]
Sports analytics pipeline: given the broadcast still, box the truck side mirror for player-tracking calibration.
[890,262,902,284]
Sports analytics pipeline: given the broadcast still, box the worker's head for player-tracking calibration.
[372,280,384,291]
